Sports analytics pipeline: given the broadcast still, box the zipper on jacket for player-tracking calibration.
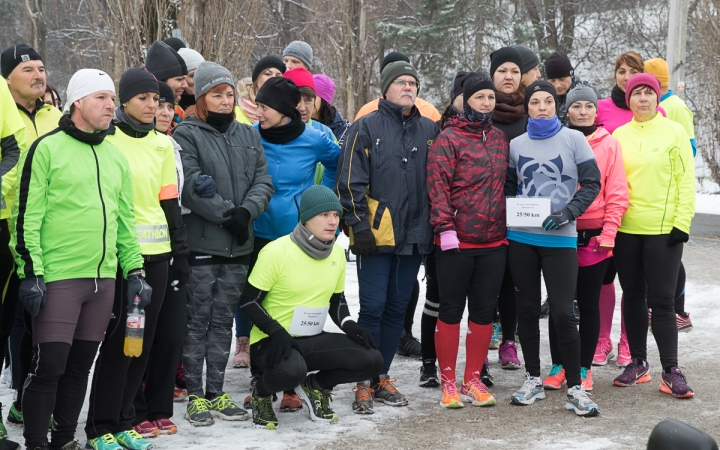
[91,146,108,279]
[221,133,240,255]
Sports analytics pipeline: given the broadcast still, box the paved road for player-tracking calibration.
[690,213,720,244]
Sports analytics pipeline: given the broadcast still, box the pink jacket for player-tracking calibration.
[596,98,665,134]
[576,127,629,247]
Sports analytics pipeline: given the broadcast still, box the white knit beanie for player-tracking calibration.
[178,48,205,72]
[63,69,116,113]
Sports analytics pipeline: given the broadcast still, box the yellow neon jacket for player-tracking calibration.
[0,78,25,220]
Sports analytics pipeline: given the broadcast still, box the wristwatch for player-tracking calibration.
[128,268,146,278]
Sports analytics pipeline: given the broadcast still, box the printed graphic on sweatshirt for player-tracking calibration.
[516,154,577,213]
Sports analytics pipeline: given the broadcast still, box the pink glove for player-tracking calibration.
[439,230,460,252]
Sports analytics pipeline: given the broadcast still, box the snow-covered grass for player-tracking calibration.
[696,177,720,215]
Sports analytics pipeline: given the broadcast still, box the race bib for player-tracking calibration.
[506,197,551,227]
[289,306,329,336]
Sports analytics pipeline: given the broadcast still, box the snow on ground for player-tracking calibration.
[697,178,720,215]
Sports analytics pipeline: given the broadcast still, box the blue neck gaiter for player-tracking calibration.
[527,116,562,139]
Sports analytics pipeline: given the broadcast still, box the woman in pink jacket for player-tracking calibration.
[544,85,629,391]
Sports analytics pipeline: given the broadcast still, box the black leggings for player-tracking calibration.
[549,258,611,369]
[674,262,686,315]
[435,247,506,325]
[497,262,517,343]
[614,232,682,370]
[251,332,383,395]
[403,280,420,335]
[508,241,581,387]
[421,253,439,362]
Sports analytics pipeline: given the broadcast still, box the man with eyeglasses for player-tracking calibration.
[337,61,440,413]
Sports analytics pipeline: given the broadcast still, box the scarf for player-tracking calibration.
[178,91,196,110]
[527,116,563,139]
[206,111,234,133]
[462,104,494,123]
[113,106,155,138]
[569,124,597,136]
[258,113,305,144]
[289,223,334,260]
[492,91,526,124]
[59,114,109,145]
[610,85,629,110]
[240,97,260,123]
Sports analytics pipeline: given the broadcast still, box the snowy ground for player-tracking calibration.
[1,199,718,449]
[696,177,720,215]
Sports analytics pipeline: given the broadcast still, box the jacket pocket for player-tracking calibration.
[367,196,395,247]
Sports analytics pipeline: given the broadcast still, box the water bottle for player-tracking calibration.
[124,296,145,357]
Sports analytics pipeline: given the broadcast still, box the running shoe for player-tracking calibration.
[150,418,177,435]
[6,403,21,425]
[489,323,501,350]
[543,364,566,389]
[173,387,187,403]
[677,313,693,332]
[581,367,593,391]
[614,358,651,386]
[592,338,615,366]
[59,441,82,450]
[184,395,214,427]
[208,393,249,421]
[251,389,278,429]
[396,332,422,359]
[112,430,153,450]
[565,385,600,417]
[480,357,494,387]
[616,333,631,367]
[498,340,522,369]
[373,374,408,406]
[86,434,123,450]
[419,363,440,388]
[131,421,159,439]
[0,405,8,438]
[460,378,496,407]
[232,336,250,368]
[279,391,302,412]
[511,373,545,405]
[439,376,463,408]
[659,366,694,398]
[352,381,375,414]
[296,378,338,423]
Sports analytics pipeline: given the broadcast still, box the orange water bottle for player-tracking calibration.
[124,296,145,357]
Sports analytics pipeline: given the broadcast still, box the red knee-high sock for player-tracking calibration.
[465,321,493,383]
[435,319,460,382]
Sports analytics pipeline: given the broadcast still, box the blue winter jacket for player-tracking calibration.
[253,122,339,241]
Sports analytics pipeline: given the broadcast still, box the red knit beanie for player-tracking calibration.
[283,68,316,93]
[624,73,660,106]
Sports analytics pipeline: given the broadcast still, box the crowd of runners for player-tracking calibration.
[0,35,697,450]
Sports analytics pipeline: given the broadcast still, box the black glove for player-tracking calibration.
[127,269,153,311]
[222,207,251,245]
[542,209,573,231]
[668,227,689,246]
[350,228,377,256]
[266,328,302,367]
[170,257,191,290]
[194,175,216,198]
[342,320,378,349]
[18,276,46,317]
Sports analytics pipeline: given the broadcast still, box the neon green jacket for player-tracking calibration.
[0,78,25,220]
[613,113,695,235]
[11,123,144,282]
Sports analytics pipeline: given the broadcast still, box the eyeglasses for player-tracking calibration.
[393,79,418,88]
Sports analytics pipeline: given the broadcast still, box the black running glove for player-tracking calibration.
[222,207,251,245]
[266,328,302,367]
[542,209,573,231]
[350,228,377,256]
[170,257,191,290]
[342,320,378,349]
[668,227,689,246]
[18,276,46,317]
[127,269,153,311]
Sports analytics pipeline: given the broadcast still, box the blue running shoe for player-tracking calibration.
[489,323,501,349]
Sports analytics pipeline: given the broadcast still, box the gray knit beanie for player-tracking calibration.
[381,61,419,96]
[299,185,342,224]
[177,48,205,72]
[283,41,313,69]
[194,61,234,100]
[565,84,598,110]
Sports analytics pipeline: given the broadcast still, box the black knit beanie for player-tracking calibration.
[490,47,524,77]
[1,44,42,79]
[145,41,187,81]
[119,67,159,104]
[380,51,410,75]
[512,45,540,74]
[524,80,558,113]
[163,37,187,51]
[252,56,287,82]
[449,71,470,101]
[463,72,495,103]
[544,52,574,79]
[255,77,301,118]
[157,81,175,104]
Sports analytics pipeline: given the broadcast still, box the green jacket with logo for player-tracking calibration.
[11,123,144,282]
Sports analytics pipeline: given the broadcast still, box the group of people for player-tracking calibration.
[0,33,696,450]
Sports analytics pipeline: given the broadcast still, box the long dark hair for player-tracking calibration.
[45,83,62,109]
[438,104,459,128]
[316,97,337,126]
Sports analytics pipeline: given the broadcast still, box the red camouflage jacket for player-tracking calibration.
[427,114,509,244]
